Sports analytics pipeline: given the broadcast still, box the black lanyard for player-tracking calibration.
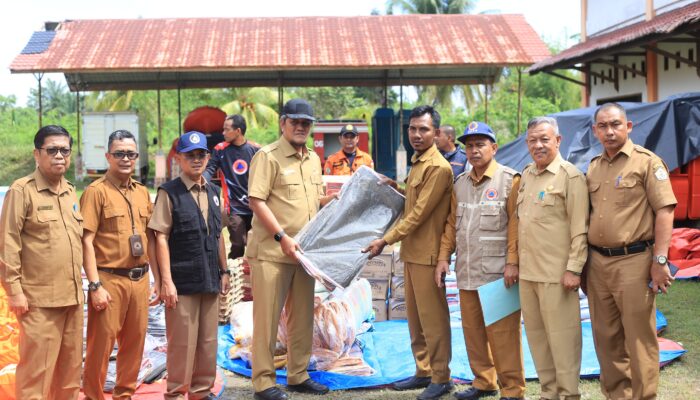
[109,181,138,235]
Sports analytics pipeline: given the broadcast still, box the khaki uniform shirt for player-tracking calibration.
[80,174,153,268]
[384,144,453,266]
[439,160,520,290]
[587,139,677,247]
[149,173,213,235]
[0,169,83,307]
[517,154,589,283]
[246,138,324,264]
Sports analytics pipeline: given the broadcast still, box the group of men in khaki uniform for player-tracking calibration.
[0,100,677,400]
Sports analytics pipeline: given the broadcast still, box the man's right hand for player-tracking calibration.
[280,235,302,260]
[160,279,179,309]
[8,293,29,316]
[90,287,112,312]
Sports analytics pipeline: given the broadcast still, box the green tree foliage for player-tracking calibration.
[386,0,474,15]
[27,79,77,117]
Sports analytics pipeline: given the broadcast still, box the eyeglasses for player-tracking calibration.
[110,151,139,160]
[182,152,209,161]
[40,147,72,157]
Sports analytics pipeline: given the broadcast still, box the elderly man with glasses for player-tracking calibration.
[0,125,84,399]
[80,129,158,399]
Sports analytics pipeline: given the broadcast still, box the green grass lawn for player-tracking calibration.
[222,281,700,399]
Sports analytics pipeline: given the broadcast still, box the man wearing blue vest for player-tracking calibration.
[149,131,231,400]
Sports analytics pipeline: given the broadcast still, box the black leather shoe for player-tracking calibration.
[198,394,218,400]
[254,387,289,400]
[454,387,498,400]
[287,378,329,395]
[393,376,432,391]
[417,382,454,399]
[500,397,524,400]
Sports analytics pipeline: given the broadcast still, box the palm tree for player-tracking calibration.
[84,91,134,112]
[221,87,278,129]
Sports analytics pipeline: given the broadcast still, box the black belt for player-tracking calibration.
[590,240,654,257]
[97,264,149,281]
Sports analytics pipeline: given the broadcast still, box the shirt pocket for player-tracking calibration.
[138,207,150,231]
[455,204,466,227]
[311,174,324,197]
[479,237,506,274]
[478,204,503,231]
[534,190,562,221]
[72,209,84,237]
[36,210,59,241]
[588,182,601,206]
[103,207,127,232]
[615,178,642,207]
[280,174,303,200]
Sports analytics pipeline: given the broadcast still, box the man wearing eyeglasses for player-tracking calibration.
[0,125,84,399]
[149,131,230,400]
[247,98,335,400]
[79,129,157,399]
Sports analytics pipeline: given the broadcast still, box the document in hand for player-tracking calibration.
[295,166,405,291]
[477,278,521,326]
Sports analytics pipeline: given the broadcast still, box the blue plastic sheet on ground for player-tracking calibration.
[217,311,685,390]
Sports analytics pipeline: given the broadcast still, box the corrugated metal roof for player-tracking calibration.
[9,15,549,90]
[528,2,700,73]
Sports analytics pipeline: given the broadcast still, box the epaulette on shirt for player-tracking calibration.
[633,144,655,158]
[560,160,584,179]
[260,141,280,154]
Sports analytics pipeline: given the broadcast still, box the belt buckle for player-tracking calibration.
[128,268,143,281]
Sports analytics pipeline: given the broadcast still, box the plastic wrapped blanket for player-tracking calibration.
[295,166,405,290]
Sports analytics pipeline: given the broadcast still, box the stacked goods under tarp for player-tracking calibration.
[228,279,375,376]
[0,286,19,398]
[669,228,700,278]
[361,245,393,321]
[295,166,405,291]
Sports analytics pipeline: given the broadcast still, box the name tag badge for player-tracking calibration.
[129,234,145,257]
[38,205,53,211]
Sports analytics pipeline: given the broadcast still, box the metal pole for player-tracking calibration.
[177,85,182,135]
[35,73,44,128]
[76,91,81,154]
[517,68,523,135]
[484,83,489,124]
[157,87,162,149]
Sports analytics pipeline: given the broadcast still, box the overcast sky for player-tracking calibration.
[5,0,580,106]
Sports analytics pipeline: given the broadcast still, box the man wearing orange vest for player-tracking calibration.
[323,124,374,175]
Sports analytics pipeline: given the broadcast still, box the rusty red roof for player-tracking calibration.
[11,14,549,72]
[529,2,700,73]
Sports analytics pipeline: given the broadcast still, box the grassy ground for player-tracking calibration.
[221,281,700,399]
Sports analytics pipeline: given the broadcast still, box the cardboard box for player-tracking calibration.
[372,300,388,322]
[392,247,404,276]
[391,276,405,298]
[321,175,352,196]
[388,298,407,320]
[368,278,389,300]
[360,245,394,279]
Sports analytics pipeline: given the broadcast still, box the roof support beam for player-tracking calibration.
[642,44,699,68]
[594,59,646,77]
[543,70,586,86]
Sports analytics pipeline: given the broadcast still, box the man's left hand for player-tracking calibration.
[504,263,519,288]
[362,238,387,259]
[434,261,450,288]
[220,273,231,295]
[149,281,161,306]
[561,271,581,292]
[650,262,674,294]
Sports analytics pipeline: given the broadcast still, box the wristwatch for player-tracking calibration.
[88,281,102,292]
[654,255,668,265]
[220,269,232,277]
[274,230,286,242]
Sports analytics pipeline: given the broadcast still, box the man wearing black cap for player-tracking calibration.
[436,124,469,180]
[247,98,335,400]
[437,121,525,400]
[323,124,374,175]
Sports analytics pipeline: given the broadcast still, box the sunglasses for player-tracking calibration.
[182,152,209,161]
[40,147,72,157]
[110,151,140,160]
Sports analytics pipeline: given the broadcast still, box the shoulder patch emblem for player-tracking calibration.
[654,166,669,181]
[232,159,249,175]
[213,196,220,207]
[485,188,498,200]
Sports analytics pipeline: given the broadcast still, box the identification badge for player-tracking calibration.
[129,234,145,257]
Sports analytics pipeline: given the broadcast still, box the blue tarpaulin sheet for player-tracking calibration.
[217,310,685,390]
[496,93,700,173]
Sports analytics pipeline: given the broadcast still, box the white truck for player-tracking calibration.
[81,112,149,183]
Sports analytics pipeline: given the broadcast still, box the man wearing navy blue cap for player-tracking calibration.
[437,121,525,400]
[149,131,231,400]
[436,124,469,180]
[247,98,334,400]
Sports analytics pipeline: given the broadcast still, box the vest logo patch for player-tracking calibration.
[485,188,498,200]
[232,159,248,175]
[213,196,220,207]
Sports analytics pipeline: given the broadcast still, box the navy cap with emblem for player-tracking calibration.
[282,98,316,121]
[340,124,358,137]
[178,131,209,153]
[458,121,496,144]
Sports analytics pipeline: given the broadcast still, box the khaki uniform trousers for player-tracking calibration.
[83,270,150,400]
[250,258,315,392]
[587,250,658,400]
[459,290,525,398]
[405,262,452,383]
[520,279,582,400]
[164,293,219,400]
[16,304,83,400]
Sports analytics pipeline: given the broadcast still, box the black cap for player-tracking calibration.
[282,98,316,121]
[339,124,358,136]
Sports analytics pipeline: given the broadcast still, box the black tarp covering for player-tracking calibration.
[496,92,700,173]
